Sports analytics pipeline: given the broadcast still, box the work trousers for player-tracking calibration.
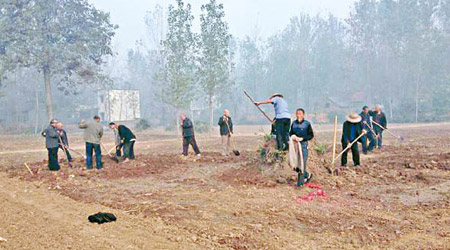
[341,141,360,166]
[123,141,135,159]
[182,136,200,156]
[275,118,291,151]
[47,147,60,171]
[86,142,102,169]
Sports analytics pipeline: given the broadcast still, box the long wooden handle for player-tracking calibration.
[372,120,400,139]
[333,132,365,163]
[298,142,305,173]
[243,90,274,123]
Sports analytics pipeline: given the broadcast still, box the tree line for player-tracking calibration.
[0,0,449,133]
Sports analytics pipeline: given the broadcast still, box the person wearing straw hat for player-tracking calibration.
[341,112,366,167]
[255,93,291,151]
[371,105,387,149]
[289,108,314,186]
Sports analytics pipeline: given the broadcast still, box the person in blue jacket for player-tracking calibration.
[360,106,376,153]
[289,108,314,186]
[372,105,387,149]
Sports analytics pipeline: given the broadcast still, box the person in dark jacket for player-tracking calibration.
[372,105,387,148]
[360,106,376,154]
[255,93,291,151]
[289,108,314,186]
[341,112,366,167]
[56,122,73,162]
[44,119,61,171]
[180,114,201,156]
[109,122,136,163]
[218,109,233,155]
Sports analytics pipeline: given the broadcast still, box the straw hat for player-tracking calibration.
[346,112,362,123]
[269,93,283,99]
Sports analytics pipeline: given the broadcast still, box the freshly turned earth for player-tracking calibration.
[0,124,449,249]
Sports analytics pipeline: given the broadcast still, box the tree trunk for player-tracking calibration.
[34,89,40,134]
[209,95,213,136]
[43,67,54,121]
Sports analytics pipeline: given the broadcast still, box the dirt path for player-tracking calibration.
[0,173,216,250]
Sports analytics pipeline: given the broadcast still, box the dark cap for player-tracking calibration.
[362,106,368,110]
[93,115,101,120]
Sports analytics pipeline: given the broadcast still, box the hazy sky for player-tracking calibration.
[89,0,357,55]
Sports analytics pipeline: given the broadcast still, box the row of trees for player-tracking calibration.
[157,0,232,133]
[234,0,450,122]
[1,0,450,133]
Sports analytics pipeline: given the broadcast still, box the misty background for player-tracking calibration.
[0,0,449,134]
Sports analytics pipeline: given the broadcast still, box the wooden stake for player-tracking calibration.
[24,163,34,176]
[332,115,338,163]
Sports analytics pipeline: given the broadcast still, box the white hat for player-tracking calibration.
[346,112,362,123]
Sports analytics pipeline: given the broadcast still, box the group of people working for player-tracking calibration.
[254,93,388,186]
[43,116,136,171]
[43,92,387,188]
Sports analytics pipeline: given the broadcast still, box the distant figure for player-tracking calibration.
[289,108,314,186]
[109,122,136,163]
[341,112,366,167]
[360,106,375,153]
[79,115,103,169]
[372,105,387,149]
[255,93,291,151]
[43,119,61,171]
[180,114,201,157]
[56,122,73,162]
[218,109,233,155]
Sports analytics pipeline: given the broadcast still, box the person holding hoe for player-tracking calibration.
[341,112,367,167]
[218,109,233,156]
[56,122,73,163]
[360,106,376,153]
[108,122,136,163]
[372,105,387,149]
[255,93,291,151]
[289,108,314,186]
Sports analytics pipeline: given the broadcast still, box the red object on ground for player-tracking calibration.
[305,183,322,189]
[295,184,328,204]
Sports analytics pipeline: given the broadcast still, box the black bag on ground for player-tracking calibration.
[88,212,117,224]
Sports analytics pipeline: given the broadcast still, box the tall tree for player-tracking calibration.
[0,0,117,120]
[198,0,233,134]
[159,0,197,117]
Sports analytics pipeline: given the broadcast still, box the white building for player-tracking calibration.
[98,90,141,122]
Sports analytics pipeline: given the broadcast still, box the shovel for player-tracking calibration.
[372,120,405,141]
[101,143,119,163]
[67,147,86,159]
[225,120,240,156]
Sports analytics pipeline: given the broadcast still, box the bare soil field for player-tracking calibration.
[0,124,449,249]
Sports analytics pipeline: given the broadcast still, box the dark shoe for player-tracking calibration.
[304,173,313,183]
